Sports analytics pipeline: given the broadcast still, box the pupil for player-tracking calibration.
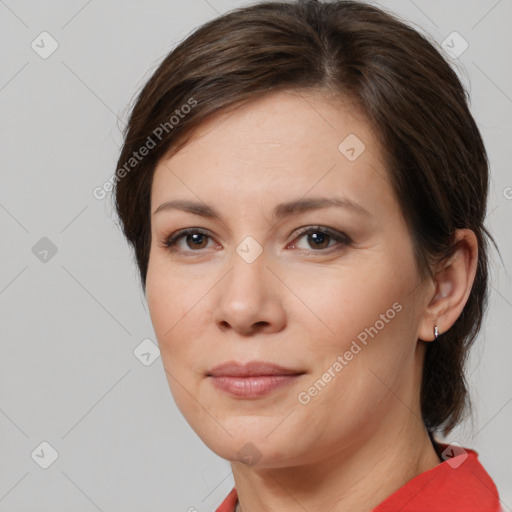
[309,232,329,249]
[189,234,206,248]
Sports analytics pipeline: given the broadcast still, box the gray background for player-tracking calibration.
[1,0,511,510]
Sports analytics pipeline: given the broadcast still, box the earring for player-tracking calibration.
[434,325,441,340]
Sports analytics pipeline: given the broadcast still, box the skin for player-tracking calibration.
[146,89,478,512]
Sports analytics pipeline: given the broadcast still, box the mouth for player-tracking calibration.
[206,360,306,399]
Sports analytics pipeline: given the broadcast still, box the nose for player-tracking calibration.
[212,245,287,336]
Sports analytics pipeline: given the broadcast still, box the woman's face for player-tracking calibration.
[146,89,433,468]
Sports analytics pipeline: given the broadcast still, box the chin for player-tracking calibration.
[193,423,309,469]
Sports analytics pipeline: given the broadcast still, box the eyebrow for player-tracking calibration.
[153,196,371,220]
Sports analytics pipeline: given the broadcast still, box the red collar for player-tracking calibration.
[215,443,502,512]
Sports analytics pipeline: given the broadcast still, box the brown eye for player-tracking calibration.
[291,226,352,253]
[163,228,214,252]
[305,231,331,250]
[184,233,209,249]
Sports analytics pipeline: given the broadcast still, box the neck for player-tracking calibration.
[231,414,441,512]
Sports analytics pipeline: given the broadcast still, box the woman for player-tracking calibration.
[113,1,502,510]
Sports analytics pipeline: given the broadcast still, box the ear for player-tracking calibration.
[417,229,479,342]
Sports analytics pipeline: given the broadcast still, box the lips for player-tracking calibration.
[206,360,306,398]
[207,360,304,377]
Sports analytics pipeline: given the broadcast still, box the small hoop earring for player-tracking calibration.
[434,325,440,340]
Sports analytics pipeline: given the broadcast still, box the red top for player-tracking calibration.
[215,443,502,512]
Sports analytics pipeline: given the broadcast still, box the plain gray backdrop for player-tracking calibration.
[1,0,511,511]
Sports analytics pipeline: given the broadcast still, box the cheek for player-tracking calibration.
[146,265,208,416]
[295,258,419,418]
[146,260,202,361]
[295,260,410,351]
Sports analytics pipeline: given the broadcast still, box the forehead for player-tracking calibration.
[151,89,395,220]
[167,89,370,157]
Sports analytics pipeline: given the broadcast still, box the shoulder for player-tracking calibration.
[373,443,502,512]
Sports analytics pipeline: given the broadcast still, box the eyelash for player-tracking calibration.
[160,226,352,255]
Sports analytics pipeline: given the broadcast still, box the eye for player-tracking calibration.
[289,226,352,253]
[160,226,352,255]
[161,228,216,253]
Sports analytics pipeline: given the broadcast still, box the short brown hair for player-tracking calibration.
[113,0,497,436]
